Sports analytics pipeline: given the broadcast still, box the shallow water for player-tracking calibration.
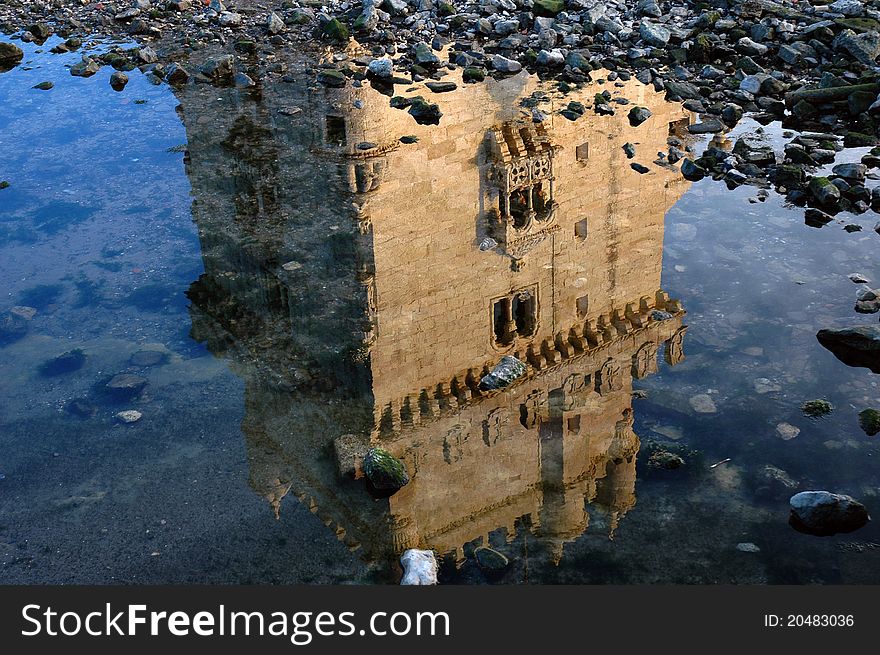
[1,36,879,584]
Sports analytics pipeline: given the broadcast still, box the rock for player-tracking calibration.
[832,163,866,182]
[789,491,870,536]
[736,542,760,553]
[32,81,53,90]
[367,57,393,78]
[804,208,834,228]
[0,42,25,69]
[831,0,866,16]
[648,448,685,469]
[808,177,841,206]
[334,433,370,478]
[412,42,439,66]
[623,143,636,159]
[27,23,51,40]
[165,63,190,85]
[855,288,880,314]
[138,46,158,64]
[533,0,564,17]
[738,37,769,56]
[776,422,800,440]
[116,410,142,423]
[680,159,706,181]
[753,464,798,499]
[688,119,724,134]
[740,74,766,95]
[109,71,129,90]
[631,163,650,174]
[818,326,880,373]
[637,0,662,18]
[39,349,85,376]
[463,66,485,83]
[536,49,565,67]
[858,408,880,436]
[849,273,870,284]
[689,394,716,413]
[106,374,148,398]
[363,447,410,492]
[802,399,832,417]
[628,106,652,127]
[322,18,349,43]
[491,54,522,73]
[267,12,286,35]
[474,546,509,572]
[640,22,670,48]
[833,30,880,66]
[479,355,526,391]
[0,309,29,344]
[201,55,234,81]
[70,57,100,77]
[218,11,242,27]
[408,97,442,125]
[664,80,702,101]
[400,549,438,585]
[425,81,457,93]
[317,68,345,88]
[494,19,519,36]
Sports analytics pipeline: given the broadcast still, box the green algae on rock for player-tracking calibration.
[363,447,410,492]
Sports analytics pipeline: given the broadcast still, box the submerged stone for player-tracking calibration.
[40,349,86,376]
[475,546,509,572]
[801,399,832,417]
[106,373,148,398]
[789,491,870,536]
[363,447,410,491]
[479,356,526,391]
[858,408,880,436]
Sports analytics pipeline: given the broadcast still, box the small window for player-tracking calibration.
[567,415,581,434]
[512,290,536,337]
[576,295,589,318]
[326,115,346,146]
[493,298,512,345]
[576,143,590,161]
[575,218,588,239]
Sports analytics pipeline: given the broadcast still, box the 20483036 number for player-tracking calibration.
[787,615,854,627]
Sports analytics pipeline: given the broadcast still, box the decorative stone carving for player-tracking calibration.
[631,341,659,379]
[595,357,622,395]
[561,372,592,410]
[520,388,548,429]
[664,326,688,366]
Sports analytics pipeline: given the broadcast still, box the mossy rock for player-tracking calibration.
[835,18,880,34]
[0,181,9,189]
[844,132,877,147]
[802,399,832,417]
[438,2,456,16]
[859,408,880,436]
[533,0,564,17]
[316,68,346,87]
[363,447,410,491]
[463,66,485,83]
[322,18,349,43]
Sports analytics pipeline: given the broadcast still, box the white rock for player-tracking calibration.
[689,394,717,413]
[776,422,800,440]
[116,410,143,424]
[400,549,438,585]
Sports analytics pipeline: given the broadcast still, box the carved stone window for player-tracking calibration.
[575,218,588,240]
[576,142,590,161]
[492,286,537,346]
[576,295,589,319]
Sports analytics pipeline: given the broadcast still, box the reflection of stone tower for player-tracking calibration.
[181,60,691,572]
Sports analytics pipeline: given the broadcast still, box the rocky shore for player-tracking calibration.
[5,1,880,222]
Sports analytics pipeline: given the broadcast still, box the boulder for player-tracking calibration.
[816,325,880,373]
[479,356,526,391]
[0,42,24,69]
[400,549,438,585]
[789,491,870,536]
[363,447,410,492]
[628,106,652,127]
[858,408,880,436]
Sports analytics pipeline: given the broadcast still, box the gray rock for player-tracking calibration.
[218,11,242,27]
[367,57,393,78]
[740,74,767,94]
[267,11,286,35]
[830,0,866,17]
[491,54,522,73]
[536,49,564,66]
[738,37,769,56]
[640,22,670,48]
[688,118,724,134]
[479,355,526,391]
[106,373,148,398]
[70,57,100,77]
[832,162,866,181]
[789,491,870,536]
[636,0,662,18]
[413,42,440,65]
[834,30,880,66]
